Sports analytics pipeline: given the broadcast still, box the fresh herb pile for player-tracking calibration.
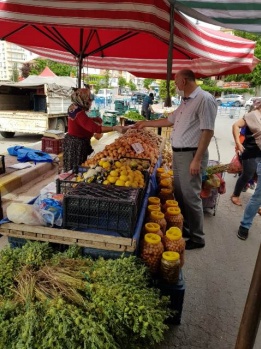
[124,111,146,121]
[0,242,170,349]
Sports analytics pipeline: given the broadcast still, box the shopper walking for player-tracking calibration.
[236,99,261,240]
[135,69,217,249]
[238,158,261,240]
[231,102,260,206]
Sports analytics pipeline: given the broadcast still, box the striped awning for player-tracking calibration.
[173,1,261,33]
[21,45,260,79]
[0,1,257,65]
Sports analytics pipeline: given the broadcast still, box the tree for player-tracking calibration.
[12,63,19,82]
[143,78,154,90]
[118,76,127,89]
[104,70,110,88]
[224,30,261,87]
[128,80,137,91]
[159,80,175,101]
[23,58,76,76]
[20,62,31,78]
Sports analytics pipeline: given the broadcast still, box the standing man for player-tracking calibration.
[141,92,154,120]
[135,69,217,250]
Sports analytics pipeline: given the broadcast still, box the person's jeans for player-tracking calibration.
[233,157,257,196]
[240,158,261,230]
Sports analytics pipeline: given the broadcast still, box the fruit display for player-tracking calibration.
[61,158,147,189]
[161,139,173,168]
[84,128,162,172]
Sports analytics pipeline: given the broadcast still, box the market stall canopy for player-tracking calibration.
[0,1,258,82]
[173,1,261,33]
[21,41,260,80]
[0,75,78,97]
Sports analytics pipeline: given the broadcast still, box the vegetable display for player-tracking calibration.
[124,111,146,121]
[0,242,171,349]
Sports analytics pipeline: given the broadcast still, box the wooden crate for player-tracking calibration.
[0,223,137,253]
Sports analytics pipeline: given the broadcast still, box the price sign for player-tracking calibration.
[131,142,144,154]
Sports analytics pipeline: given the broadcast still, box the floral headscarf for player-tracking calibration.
[71,88,94,110]
[68,87,94,119]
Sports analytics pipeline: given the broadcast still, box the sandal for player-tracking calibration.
[231,196,242,206]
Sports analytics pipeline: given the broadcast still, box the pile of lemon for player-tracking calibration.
[99,160,145,188]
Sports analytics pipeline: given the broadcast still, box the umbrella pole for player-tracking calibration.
[165,2,175,108]
[235,243,261,349]
[77,56,83,88]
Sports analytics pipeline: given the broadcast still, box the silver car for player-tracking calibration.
[216,94,245,107]
[244,97,261,111]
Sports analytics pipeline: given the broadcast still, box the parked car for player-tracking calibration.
[244,97,261,111]
[94,88,113,105]
[131,91,147,104]
[216,94,245,107]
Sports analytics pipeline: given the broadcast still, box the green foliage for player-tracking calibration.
[12,63,19,82]
[200,84,254,96]
[124,111,145,121]
[128,80,137,91]
[25,58,76,77]
[143,78,154,89]
[223,30,261,86]
[159,80,175,100]
[118,76,127,88]
[0,243,170,349]
[201,78,217,87]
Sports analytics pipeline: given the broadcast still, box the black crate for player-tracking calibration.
[152,271,185,325]
[63,182,141,237]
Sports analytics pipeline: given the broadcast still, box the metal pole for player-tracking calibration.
[235,243,261,349]
[165,2,175,108]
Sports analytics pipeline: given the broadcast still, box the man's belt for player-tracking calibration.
[172,147,198,152]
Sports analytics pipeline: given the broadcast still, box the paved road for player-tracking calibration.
[0,106,260,349]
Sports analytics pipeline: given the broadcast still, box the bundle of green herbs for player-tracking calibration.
[0,242,171,349]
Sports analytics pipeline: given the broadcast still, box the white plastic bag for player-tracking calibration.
[6,203,46,226]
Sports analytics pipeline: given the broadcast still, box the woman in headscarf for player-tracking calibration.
[63,87,124,172]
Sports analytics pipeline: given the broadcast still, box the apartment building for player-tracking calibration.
[0,41,35,82]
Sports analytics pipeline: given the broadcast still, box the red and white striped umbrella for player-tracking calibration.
[22,44,259,79]
[0,1,258,81]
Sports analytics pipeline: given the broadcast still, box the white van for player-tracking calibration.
[95,88,113,104]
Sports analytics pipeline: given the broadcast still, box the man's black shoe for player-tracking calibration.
[237,226,249,240]
[185,239,205,250]
[182,230,191,238]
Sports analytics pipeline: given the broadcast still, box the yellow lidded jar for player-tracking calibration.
[144,222,163,238]
[163,227,185,267]
[149,211,167,234]
[148,196,161,206]
[161,251,180,284]
[165,206,184,231]
[140,233,164,274]
[156,167,165,183]
[162,199,179,213]
[158,188,174,205]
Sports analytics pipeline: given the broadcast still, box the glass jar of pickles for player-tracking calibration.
[158,188,174,205]
[162,199,179,213]
[146,204,161,221]
[160,251,180,284]
[140,233,164,274]
[162,227,185,267]
[165,206,184,231]
[144,222,164,238]
[148,210,167,234]
[148,196,161,206]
